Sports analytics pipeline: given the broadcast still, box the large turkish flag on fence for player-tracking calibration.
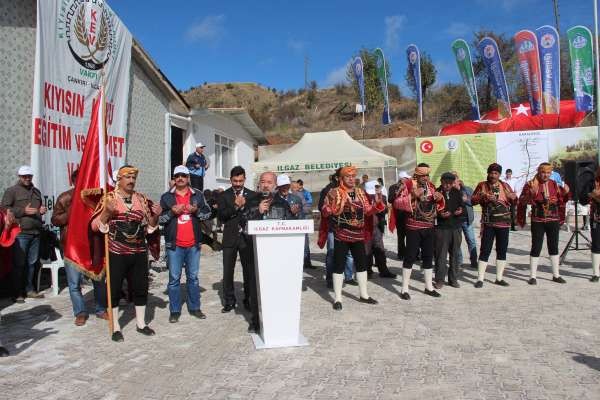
[439,100,587,135]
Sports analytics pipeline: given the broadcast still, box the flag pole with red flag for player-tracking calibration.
[63,79,115,337]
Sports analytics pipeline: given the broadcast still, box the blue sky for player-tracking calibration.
[110,0,594,93]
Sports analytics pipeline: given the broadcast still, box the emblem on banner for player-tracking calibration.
[483,44,495,59]
[540,34,555,48]
[64,1,114,70]
[420,140,433,154]
[456,48,466,62]
[409,51,418,64]
[572,35,587,49]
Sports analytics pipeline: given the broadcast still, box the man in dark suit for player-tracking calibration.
[217,166,260,333]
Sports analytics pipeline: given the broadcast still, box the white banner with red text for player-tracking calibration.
[31,0,131,218]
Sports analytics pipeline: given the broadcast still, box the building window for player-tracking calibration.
[215,133,235,179]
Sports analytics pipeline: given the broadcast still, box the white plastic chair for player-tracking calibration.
[37,247,64,296]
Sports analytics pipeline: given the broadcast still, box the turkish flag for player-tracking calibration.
[64,88,111,280]
[440,100,587,135]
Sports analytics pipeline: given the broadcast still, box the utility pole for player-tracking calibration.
[304,56,309,91]
[552,0,560,34]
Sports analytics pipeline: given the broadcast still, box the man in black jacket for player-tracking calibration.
[159,166,212,323]
[217,166,260,333]
[1,165,47,300]
[433,172,464,289]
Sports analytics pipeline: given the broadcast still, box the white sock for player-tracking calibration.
[530,256,539,279]
[592,253,600,277]
[550,255,560,278]
[496,260,507,282]
[477,260,488,282]
[424,269,434,291]
[402,268,412,293]
[112,307,121,332]
[332,273,344,303]
[356,271,369,299]
[135,305,146,329]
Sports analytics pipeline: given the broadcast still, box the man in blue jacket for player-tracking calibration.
[185,142,210,191]
[159,165,212,323]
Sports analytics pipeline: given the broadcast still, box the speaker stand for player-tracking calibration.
[559,202,591,264]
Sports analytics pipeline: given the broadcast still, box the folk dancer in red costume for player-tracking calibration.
[321,166,385,310]
[91,165,162,342]
[471,163,517,288]
[0,207,20,356]
[517,162,569,285]
[587,167,600,282]
[393,163,445,300]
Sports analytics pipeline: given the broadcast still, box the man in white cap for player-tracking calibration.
[274,174,302,219]
[1,166,47,301]
[159,165,212,323]
[185,142,210,191]
[388,170,411,260]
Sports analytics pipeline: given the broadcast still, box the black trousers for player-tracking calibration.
[222,238,253,307]
[108,252,148,306]
[479,225,509,262]
[333,240,367,274]
[530,221,560,256]
[395,211,407,258]
[592,224,600,253]
[190,174,204,191]
[403,228,434,269]
[434,228,462,284]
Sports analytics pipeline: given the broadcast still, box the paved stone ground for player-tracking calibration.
[1,222,600,400]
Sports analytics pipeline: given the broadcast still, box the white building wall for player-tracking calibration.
[186,112,257,190]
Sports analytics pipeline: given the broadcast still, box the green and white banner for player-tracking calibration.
[567,25,595,112]
[451,39,480,120]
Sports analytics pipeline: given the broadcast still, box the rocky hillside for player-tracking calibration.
[182,82,423,144]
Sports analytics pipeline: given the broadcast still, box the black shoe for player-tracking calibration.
[358,297,378,304]
[552,276,566,284]
[221,304,236,313]
[367,270,374,279]
[169,312,180,323]
[448,281,460,288]
[528,278,537,285]
[494,280,510,287]
[344,279,358,286]
[379,272,397,279]
[14,296,25,304]
[190,310,207,319]
[247,323,259,334]
[111,331,124,342]
[243,298,250,311]
[424,289,441,298]
[474,280,483,288]
[590,275,599,282]
[136,326,156,336]
[399,292,411,300]
[332,301,342,310]
[326,280,333,289]
[0,346,9,357]
[470,262,478,270]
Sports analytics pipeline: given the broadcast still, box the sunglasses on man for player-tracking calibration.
[174,173,188,178]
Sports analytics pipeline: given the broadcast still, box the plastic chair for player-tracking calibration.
[37,247,64,296]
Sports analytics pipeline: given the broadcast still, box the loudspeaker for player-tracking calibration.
[562,160,596,204]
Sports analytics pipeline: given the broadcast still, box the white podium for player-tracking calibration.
[247,219,314,349]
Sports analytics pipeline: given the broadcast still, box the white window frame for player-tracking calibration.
[214,131,236,179]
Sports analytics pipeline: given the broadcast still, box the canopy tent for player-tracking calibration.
[253,130,397,174]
